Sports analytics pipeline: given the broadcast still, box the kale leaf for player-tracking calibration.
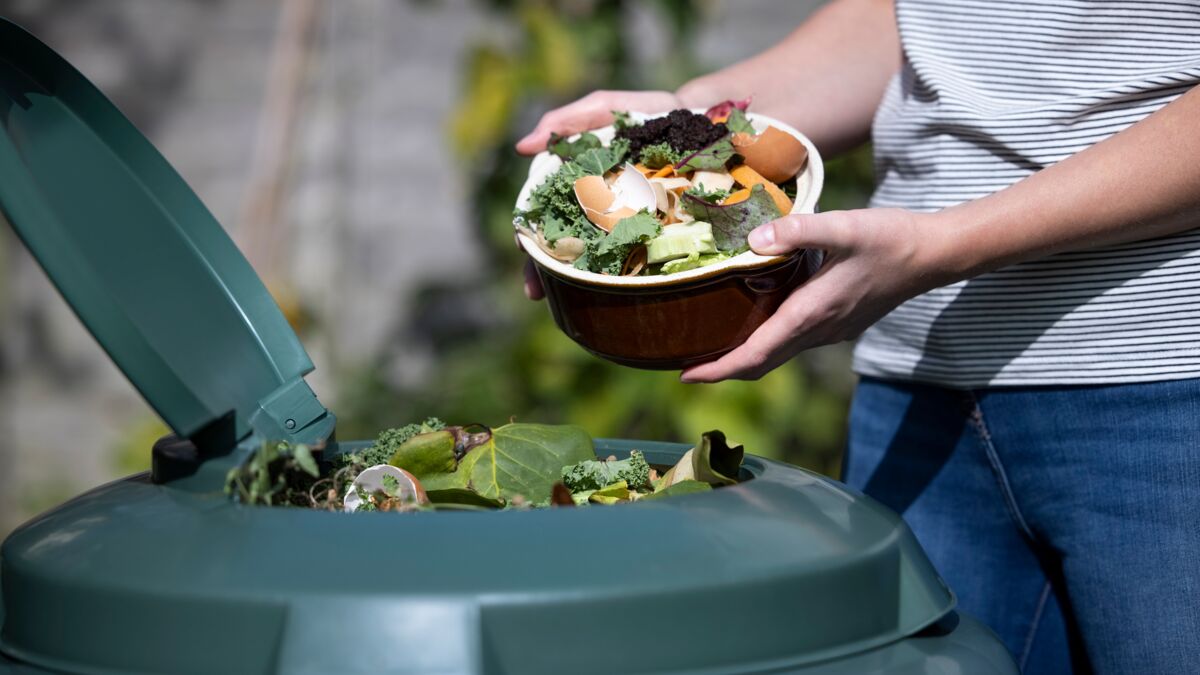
[638,142,683,169]
[548,131,602,161]
[518,139,630,245]
[339,417,446,468]
[574,211,661,275]
[683,184,731,204]
[562,450,652,492]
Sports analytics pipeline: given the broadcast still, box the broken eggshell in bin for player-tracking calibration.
[343,465,429,512]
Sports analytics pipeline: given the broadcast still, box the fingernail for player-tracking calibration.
[748,224,775,250]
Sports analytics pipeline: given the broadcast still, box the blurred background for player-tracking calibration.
[0,0,874,537]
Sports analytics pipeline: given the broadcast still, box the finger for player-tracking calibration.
[748,212,852,256]
[524,258,545,301]
[680,270,842,382]
[680,306,805,383]
[515,95,617,155]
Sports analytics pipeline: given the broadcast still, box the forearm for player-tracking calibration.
[934,86,1200,283]
[675,0,901,156]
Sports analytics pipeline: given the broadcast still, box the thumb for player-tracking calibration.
[748,213,849,256]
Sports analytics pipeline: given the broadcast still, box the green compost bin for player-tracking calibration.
[0,18,1018,675]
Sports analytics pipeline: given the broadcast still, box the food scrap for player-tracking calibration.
[515,103,809,276]
[225,421,745,513]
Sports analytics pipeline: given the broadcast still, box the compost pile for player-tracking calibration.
[514,99,810,276]
[225,419,744,512]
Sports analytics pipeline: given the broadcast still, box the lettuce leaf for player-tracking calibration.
[681,184,782,252]
[660,251,730,274]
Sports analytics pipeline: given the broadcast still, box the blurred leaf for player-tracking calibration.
[521,7,584,94]
[111,416,171,475]
[450,45,519,158]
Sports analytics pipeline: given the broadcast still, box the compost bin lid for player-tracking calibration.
[0,19,333,448]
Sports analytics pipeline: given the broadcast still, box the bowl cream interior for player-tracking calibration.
[515,110,824,288]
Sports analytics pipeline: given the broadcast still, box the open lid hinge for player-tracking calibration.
[249,377,336,448]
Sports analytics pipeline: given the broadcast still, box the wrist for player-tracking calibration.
[915,206,987,288]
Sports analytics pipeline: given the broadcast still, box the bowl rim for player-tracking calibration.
[514,109,824,289]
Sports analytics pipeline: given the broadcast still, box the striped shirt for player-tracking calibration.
[854,0,1200,386]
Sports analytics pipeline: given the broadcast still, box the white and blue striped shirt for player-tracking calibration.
[855,0,1200,386]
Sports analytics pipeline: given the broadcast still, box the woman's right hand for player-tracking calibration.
[515,90,684,156]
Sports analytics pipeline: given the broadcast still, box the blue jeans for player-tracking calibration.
[844,376,1200,675]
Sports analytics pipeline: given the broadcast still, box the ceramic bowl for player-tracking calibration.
[515,111,824,370]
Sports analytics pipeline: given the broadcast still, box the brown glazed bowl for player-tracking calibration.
[516,111,824,370]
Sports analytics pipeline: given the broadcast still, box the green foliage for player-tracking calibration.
[381,473,401,497]
[683,184,781,252]
[548,131,602,160]
[224,441,320,507]
[612,110,637,130]
[642,479,710,501]
[518,138,630,246]
[675,136,735,172]
[388,423,595,504]
[342,417,446,468]
[724,108,756,135]
[682,183,730,204]
[110,416,170,475]
[562,449,651,492]
[575,210,661,274]
[638,141,683,169]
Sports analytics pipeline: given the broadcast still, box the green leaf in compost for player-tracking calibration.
[682,183,782,252]
[724,108,756,135]
[389,430,460,479]
[659,430,745,488]
[460,423,596,503]
[548,131,602,161]
[674,136,735,172]
[643,480,713,501]
[292,444,319,478]
[589,480,632,505]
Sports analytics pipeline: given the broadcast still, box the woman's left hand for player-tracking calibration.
[680,208,955,383]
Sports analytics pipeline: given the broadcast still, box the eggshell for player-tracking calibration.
[574,175,616,212]
[690,170,735,194]
[731,127,808,183]
[575,166,656,232]
[583,205,638,232]
[650,176,691,213]
[610,163,658,213]
[537,231,584,262]
[343,465,429,512]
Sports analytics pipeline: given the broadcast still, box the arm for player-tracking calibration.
[681,85,1200,382]
[677,0,900,156]
[515,0,901,157]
